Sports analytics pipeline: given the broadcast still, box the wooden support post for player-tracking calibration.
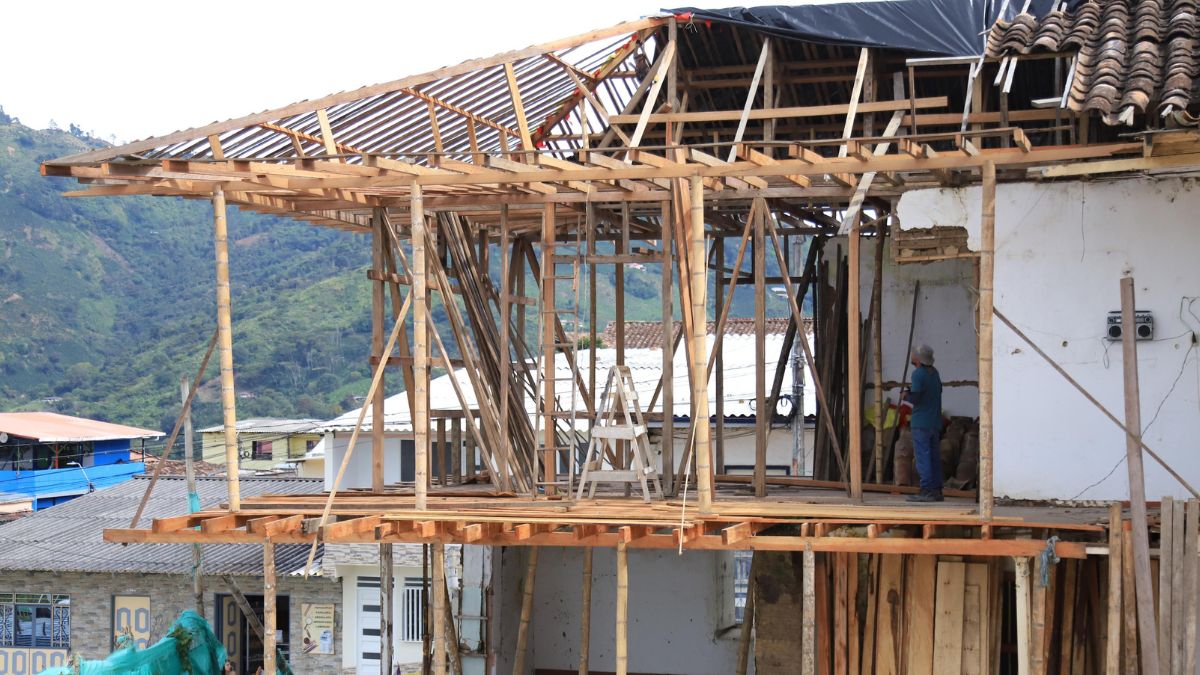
[1120,276,1162,675]
[371,208,387,492]
[872,222,886,484]
[979,160,996,520]
[616,541,629,675]
[1159,496,1174,671]
[513,548,538,675]
[661,201,674,493]
[263,542,277,675]
[381,544,394,675]
[754,206,768,498]
[689,176,713,511]
[212,185,241,510]
[1105,503,1122,675]
[847,211,864,501]
[542,203,557,494]
[579,547,593,675]
[413,185,430,510]
[802,544,816,675]
[451,417,462,485]
[1015,557,1031,675]
[714,236,725,477]
[437,418,448,486]
[433,543,447,675]
[500,206,512,489]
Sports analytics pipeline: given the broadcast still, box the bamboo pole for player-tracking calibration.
[413,185,430,510]
[513,548,538,675]
[689,176,713,511]
[802,544,816,675]
[847,211,863,501]
[371,208,387,492]
[433,543,447,675]
[1120,276,1162,675]
[181,376,204,619]
[616,542,629,675]
[979,160,996,520]
[579,547,593,675]
[381,543,394,675]
[212,185,241,510]
[263,542,277,675]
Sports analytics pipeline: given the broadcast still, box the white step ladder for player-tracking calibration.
[576,365,663,502]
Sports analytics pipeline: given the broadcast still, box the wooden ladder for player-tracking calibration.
[576,365,663,502]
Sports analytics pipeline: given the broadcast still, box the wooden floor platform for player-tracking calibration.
[105,481,1108,559]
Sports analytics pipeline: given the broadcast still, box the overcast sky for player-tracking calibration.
[1,0,753,144]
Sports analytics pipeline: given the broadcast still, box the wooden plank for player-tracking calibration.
[503,63,534,153]
[754,207,767,498]
[263,543,277,674]
[906,555,937,675]
[413,186,430,508]
[862,555,879,675]
[802,545,816,675]
[513,548,538,675]
[726,39,771,162]
[580,547,593,675]
[933,561,967,673]
[979,161,996,520]
[1058,560,1078,675]
[627,41,677,150]
[847,207,863,501]
[1160,496,1175,671]
[1170,498,1186,674]
[1120,277,1163,675]
[432,543,447,675]
[1105,504,1123,675]
[1015,557,1032,675]
[616,541,629,675]
[1185,500,1200,675]
[1123,522,1140,675]
[834,552,849,675]
[380,543,394,675]
[876,554,903,675]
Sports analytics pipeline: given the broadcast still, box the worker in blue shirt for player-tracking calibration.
[902,344,943,502]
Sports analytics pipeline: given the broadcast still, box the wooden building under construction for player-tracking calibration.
[40,2,1200,673]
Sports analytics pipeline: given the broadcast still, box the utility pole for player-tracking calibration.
[182,375,205,619]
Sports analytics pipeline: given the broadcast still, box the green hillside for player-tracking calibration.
[0,109,793,437]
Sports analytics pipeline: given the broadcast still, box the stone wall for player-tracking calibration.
[0,570,345,674]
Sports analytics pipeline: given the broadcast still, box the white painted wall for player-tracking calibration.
[524,547,743,675]
[322,431,408,490]
[831,235,981,419]
[899,176,1200,500]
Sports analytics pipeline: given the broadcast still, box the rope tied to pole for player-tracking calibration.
[1038,536,1060,587]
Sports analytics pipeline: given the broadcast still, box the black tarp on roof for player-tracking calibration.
[670,1,1081,57]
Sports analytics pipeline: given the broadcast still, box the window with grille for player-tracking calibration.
[0,593,70,648]
[401,579,425,643]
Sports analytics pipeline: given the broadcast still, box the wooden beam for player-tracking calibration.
[580,546,593,675]
[504,63,534,153]
[628,41,677,150]
[802,544,816,675]
[315,109,339,157]
[609,96,949,124]
[1120,276,1162,675]
[727,39,771,162]
[433,542,447,675]
[979,161,995,520]
[381,542,394,675]
[371,209,387,492]
[616,541,629,675]
[754,206,767,498]
[263,542,277,674]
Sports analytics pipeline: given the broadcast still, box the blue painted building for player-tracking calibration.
[0,412,161,510]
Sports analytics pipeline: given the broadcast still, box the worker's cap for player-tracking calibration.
[912,344,935,366]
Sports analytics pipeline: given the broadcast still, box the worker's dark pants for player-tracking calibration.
[912,426,943,494]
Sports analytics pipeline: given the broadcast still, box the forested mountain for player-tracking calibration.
[0,110,791,435]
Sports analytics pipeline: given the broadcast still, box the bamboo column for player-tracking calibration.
[181,376,204,618]
[754,208,768,497]
[661,201,674,493]
[616,542,629,675]
[513,548,538,674]
[433,543,447,675]
[381,543,394,675]
[212,184,240,509]
[542,203,557,494]
[1120,276,1161,675]
[579,548,593,675]
[847,212,864,501]
[689,176,713,511]
[412,186,429,510]
[263,542,277,675]
[371,208,387,492]
[979,160,996,520]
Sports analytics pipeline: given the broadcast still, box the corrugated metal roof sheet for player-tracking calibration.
[0,475,324,576]
[196,417,323,434]
[0,412,163,442]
